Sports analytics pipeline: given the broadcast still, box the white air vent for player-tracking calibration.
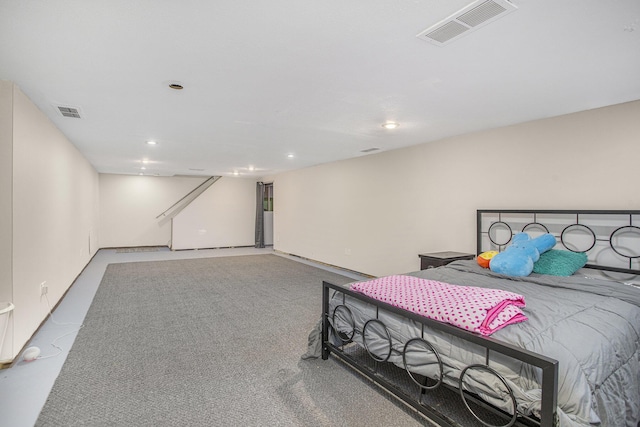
[55,105,82,118]
[417,0,517,46]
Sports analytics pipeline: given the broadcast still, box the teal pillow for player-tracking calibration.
[533,249,588,276]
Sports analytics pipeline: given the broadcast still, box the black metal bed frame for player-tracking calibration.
[321,282,558,427]
[321,209,640,427]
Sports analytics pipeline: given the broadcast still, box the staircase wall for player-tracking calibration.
[171,177,256,250]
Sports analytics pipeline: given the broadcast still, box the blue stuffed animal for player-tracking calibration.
[489,232,556,277]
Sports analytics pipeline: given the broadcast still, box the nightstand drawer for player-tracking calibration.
[418,251,475,270]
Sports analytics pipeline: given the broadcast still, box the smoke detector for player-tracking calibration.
[417,0,518,46]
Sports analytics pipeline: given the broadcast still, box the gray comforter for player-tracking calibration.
[327,261,640,427]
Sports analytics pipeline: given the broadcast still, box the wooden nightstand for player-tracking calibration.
[418,251,475,270]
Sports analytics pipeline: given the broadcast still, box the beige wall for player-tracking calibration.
[99,174,209,248]
[99,175,257,250]
[0,83,14,359]
[1,83,100,361]
[171,177,256,250]
[272,100,640,277]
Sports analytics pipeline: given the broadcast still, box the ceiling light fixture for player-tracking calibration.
[382,122,399,129]
[287,153,294,158]
[168,81,184,90]
[146,140,157,145]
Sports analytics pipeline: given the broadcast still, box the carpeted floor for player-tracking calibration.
[35,254,431,426]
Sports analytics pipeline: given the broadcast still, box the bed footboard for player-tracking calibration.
[321,281,559,427]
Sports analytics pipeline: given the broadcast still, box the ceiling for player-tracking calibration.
[1,0,639,178]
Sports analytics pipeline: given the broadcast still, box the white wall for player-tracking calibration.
[0,82,100,361]
[99,174,208,248]
[272,100,640,277]
[171,177,256,250]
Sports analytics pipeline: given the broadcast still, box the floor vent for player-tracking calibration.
[55,105,82,118]
[417,0,517,46]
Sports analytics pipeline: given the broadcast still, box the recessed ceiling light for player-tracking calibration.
[248,165,255,171]
[141,167,146,170]
[233,170,239,176]
[141,159,149,164]
[146,140,157,145]
[382,122,399,129]
[287,153,294,158]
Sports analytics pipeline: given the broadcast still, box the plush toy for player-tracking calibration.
[477,251,498,268]
[489,232,556,277]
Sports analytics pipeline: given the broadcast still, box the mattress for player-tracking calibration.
[328,260,640,427]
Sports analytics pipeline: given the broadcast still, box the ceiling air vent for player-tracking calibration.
[416,0,517,46]
[361,148,380,153]
[55,105,82,118]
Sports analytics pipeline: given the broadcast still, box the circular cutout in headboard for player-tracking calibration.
[561,224,596,253]
[488,221,512,247]
[610,226,640,259]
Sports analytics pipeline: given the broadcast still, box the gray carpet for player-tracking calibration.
[35,254,430,426]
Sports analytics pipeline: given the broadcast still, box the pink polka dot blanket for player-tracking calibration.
[350,275,527,336]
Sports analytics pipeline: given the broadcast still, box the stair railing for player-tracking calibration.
[155,176,221,220]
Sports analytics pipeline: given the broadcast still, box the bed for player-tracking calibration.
[320,210,640,427]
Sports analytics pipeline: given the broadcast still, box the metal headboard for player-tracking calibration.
[477,209,640,276]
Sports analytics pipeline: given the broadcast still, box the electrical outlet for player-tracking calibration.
[40,281,48,296]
